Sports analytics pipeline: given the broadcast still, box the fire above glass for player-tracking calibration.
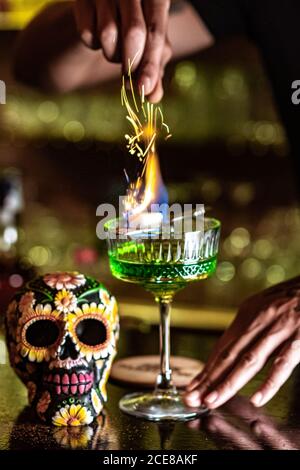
[105,213,220,421]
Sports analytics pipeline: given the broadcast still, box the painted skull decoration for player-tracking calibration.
[5,272,119,426]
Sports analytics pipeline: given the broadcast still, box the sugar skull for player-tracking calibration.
[5,272,119,426]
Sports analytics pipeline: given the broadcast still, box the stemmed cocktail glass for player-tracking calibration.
[105,214,220,421]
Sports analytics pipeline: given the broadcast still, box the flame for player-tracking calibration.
[144,151,163,207]
[121,59,170,220]
[125,150,167,218]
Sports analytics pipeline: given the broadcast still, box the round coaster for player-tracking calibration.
[110,355,204,389]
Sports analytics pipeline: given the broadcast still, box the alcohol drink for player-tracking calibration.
[105,216,220,421]
[108,240,217,299]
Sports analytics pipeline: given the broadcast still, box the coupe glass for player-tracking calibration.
[105,215,220,421]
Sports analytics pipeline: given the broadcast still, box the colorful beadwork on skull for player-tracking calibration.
[5,272,119,426]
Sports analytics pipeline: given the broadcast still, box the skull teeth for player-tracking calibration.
[71,373,78,385]
[79,373,85,383]
[54,374,60,384]
[44,372,93,395]
[62,374,69,385]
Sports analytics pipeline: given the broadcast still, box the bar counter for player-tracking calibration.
[1,323,299,451]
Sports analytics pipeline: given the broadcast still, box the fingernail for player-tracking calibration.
[140,76,152,95]
[185,390,201,407]
[101,31,117,59]
[103,30,117,45]
[204,391,218,405]
[81,30,93,47]
[250,392,263,406]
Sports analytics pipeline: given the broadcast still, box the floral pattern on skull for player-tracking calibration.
[5,272,119,426]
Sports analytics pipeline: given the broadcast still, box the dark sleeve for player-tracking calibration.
[189,0,248,39]
[189,0,300,187]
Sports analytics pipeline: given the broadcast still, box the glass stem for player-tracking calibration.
[156,298,175,392]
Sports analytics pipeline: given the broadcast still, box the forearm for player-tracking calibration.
[13,2,108,92]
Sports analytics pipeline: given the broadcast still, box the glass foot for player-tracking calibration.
[119,389,208,422]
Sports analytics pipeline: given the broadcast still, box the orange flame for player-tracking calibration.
[125,150,166,218]
[121,60,170,220]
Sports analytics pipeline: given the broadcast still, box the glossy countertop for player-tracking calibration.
[1,322,300,451]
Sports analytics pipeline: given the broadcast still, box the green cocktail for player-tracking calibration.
[105,216,220,421]
[108,239,217,299]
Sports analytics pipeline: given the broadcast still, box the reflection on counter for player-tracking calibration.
[9,410,118,450]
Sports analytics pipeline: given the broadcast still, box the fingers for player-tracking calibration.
[186,328,238,392]
[74,0,171,99]
[185,303,299,409]
[119,0,146,72]
[251,334,300,407]
[138,0,170,95]
[74,0,118,55]
[95,0,119,60]
[200,312,300,409]
[185,302,278,397]
[186,341,224,393]
[73,0,100,49]
[147,78,164,103]
[147,41,172,102]
[186,305,269,393]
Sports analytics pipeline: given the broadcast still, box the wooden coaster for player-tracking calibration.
[110,355,204,389]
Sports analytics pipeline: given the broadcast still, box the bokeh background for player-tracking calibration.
[1,0,300,329]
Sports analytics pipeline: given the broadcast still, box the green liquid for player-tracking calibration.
[108,240,217,299]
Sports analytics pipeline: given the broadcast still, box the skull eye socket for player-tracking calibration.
[75,318,107,346]
[25,319,60,347]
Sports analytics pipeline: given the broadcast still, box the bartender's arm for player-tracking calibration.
[13,1,213,101]
[14,0,300,146]
[184,277,300,409]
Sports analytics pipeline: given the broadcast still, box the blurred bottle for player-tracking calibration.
[0,167,23,252]
[0,168,34,318]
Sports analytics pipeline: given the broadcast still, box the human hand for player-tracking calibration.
[184,277,300,409]
[73,0,172,102]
